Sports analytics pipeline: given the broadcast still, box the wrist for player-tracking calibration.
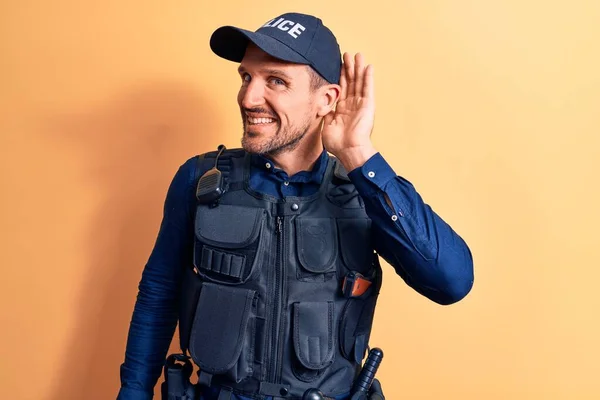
[336,145,378,172]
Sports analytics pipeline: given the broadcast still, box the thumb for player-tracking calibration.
[322,110,335,127]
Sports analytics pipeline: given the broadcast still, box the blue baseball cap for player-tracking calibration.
[210,12,342,84]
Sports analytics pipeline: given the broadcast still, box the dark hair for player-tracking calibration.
[307,66,328,91]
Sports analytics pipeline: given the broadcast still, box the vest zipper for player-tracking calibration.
[269,216,284,383]
[275,215,287,384]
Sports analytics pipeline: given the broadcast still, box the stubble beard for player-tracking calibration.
[241,115,312,157]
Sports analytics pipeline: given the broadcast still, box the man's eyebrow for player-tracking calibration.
[237,66,293,80]
[262,68,293,80]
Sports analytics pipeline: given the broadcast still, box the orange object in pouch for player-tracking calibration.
[342,271,373,298]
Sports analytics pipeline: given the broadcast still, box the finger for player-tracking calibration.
[368,379,385,400]
[370,379,383,395]
[339,56,348,100]
[354,52,365,98]
[363,64,375,100]
[344,52,355,97]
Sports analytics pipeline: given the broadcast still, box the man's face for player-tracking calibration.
[237,44,318,155]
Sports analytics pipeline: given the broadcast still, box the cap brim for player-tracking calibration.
[210,26,310,65]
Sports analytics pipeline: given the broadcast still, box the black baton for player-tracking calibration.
[350,347,384,400]
[302,348,384,400]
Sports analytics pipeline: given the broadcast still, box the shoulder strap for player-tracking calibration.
[330,155,351,182]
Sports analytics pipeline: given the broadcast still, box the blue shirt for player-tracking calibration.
[117,149,474,400]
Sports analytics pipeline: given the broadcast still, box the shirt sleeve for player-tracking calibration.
[347,152,474,305]
[117,156,199,399]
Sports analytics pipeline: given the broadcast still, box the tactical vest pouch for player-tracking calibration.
[194,205,266,284]
[339,295,378,364]
[336,218,373,276]
[295,218,338,281]
[190,282,258,383]
[292,301,335,382]
[179,265,203,352]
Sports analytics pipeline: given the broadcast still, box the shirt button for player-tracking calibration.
[368,171,375,178]
[291,203,299,211]
[265,162,271,169]
[284,181,289,186]
[280,387,289,396]
[391,214,398,221]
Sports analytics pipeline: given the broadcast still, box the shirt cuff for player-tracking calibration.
[347,152,398,196]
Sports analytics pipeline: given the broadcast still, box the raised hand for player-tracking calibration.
[322,52,377,171]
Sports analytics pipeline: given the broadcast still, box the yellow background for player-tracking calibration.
[1,1,599,399]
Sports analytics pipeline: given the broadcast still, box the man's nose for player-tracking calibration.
[240,80,266,109]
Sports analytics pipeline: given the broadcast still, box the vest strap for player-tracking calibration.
[333,157,351,181]
[228,181,245,192]
[198,370,213,387]
[217,387,233,400]
[259,381,290,397]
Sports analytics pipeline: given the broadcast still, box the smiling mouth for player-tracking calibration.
[247,116,277,125]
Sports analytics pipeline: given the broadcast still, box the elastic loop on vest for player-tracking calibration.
[199,371,213,387]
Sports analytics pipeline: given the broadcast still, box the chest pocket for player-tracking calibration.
[294,217,338,281]
[336,218,374,276]
[194,204,267,285]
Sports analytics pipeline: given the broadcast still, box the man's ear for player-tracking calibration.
[316,84,341,117]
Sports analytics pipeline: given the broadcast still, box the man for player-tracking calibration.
[118,12,474,400]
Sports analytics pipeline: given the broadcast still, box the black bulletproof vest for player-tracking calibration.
[179,149,382,399]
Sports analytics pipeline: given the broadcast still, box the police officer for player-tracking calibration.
[117,12,474,400]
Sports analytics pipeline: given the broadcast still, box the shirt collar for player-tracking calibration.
[250,148,329,184]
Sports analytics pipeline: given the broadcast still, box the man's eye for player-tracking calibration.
[242,74,251,83]
[270,77,285,85]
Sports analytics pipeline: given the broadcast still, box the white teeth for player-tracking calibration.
[248,117,275,124]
